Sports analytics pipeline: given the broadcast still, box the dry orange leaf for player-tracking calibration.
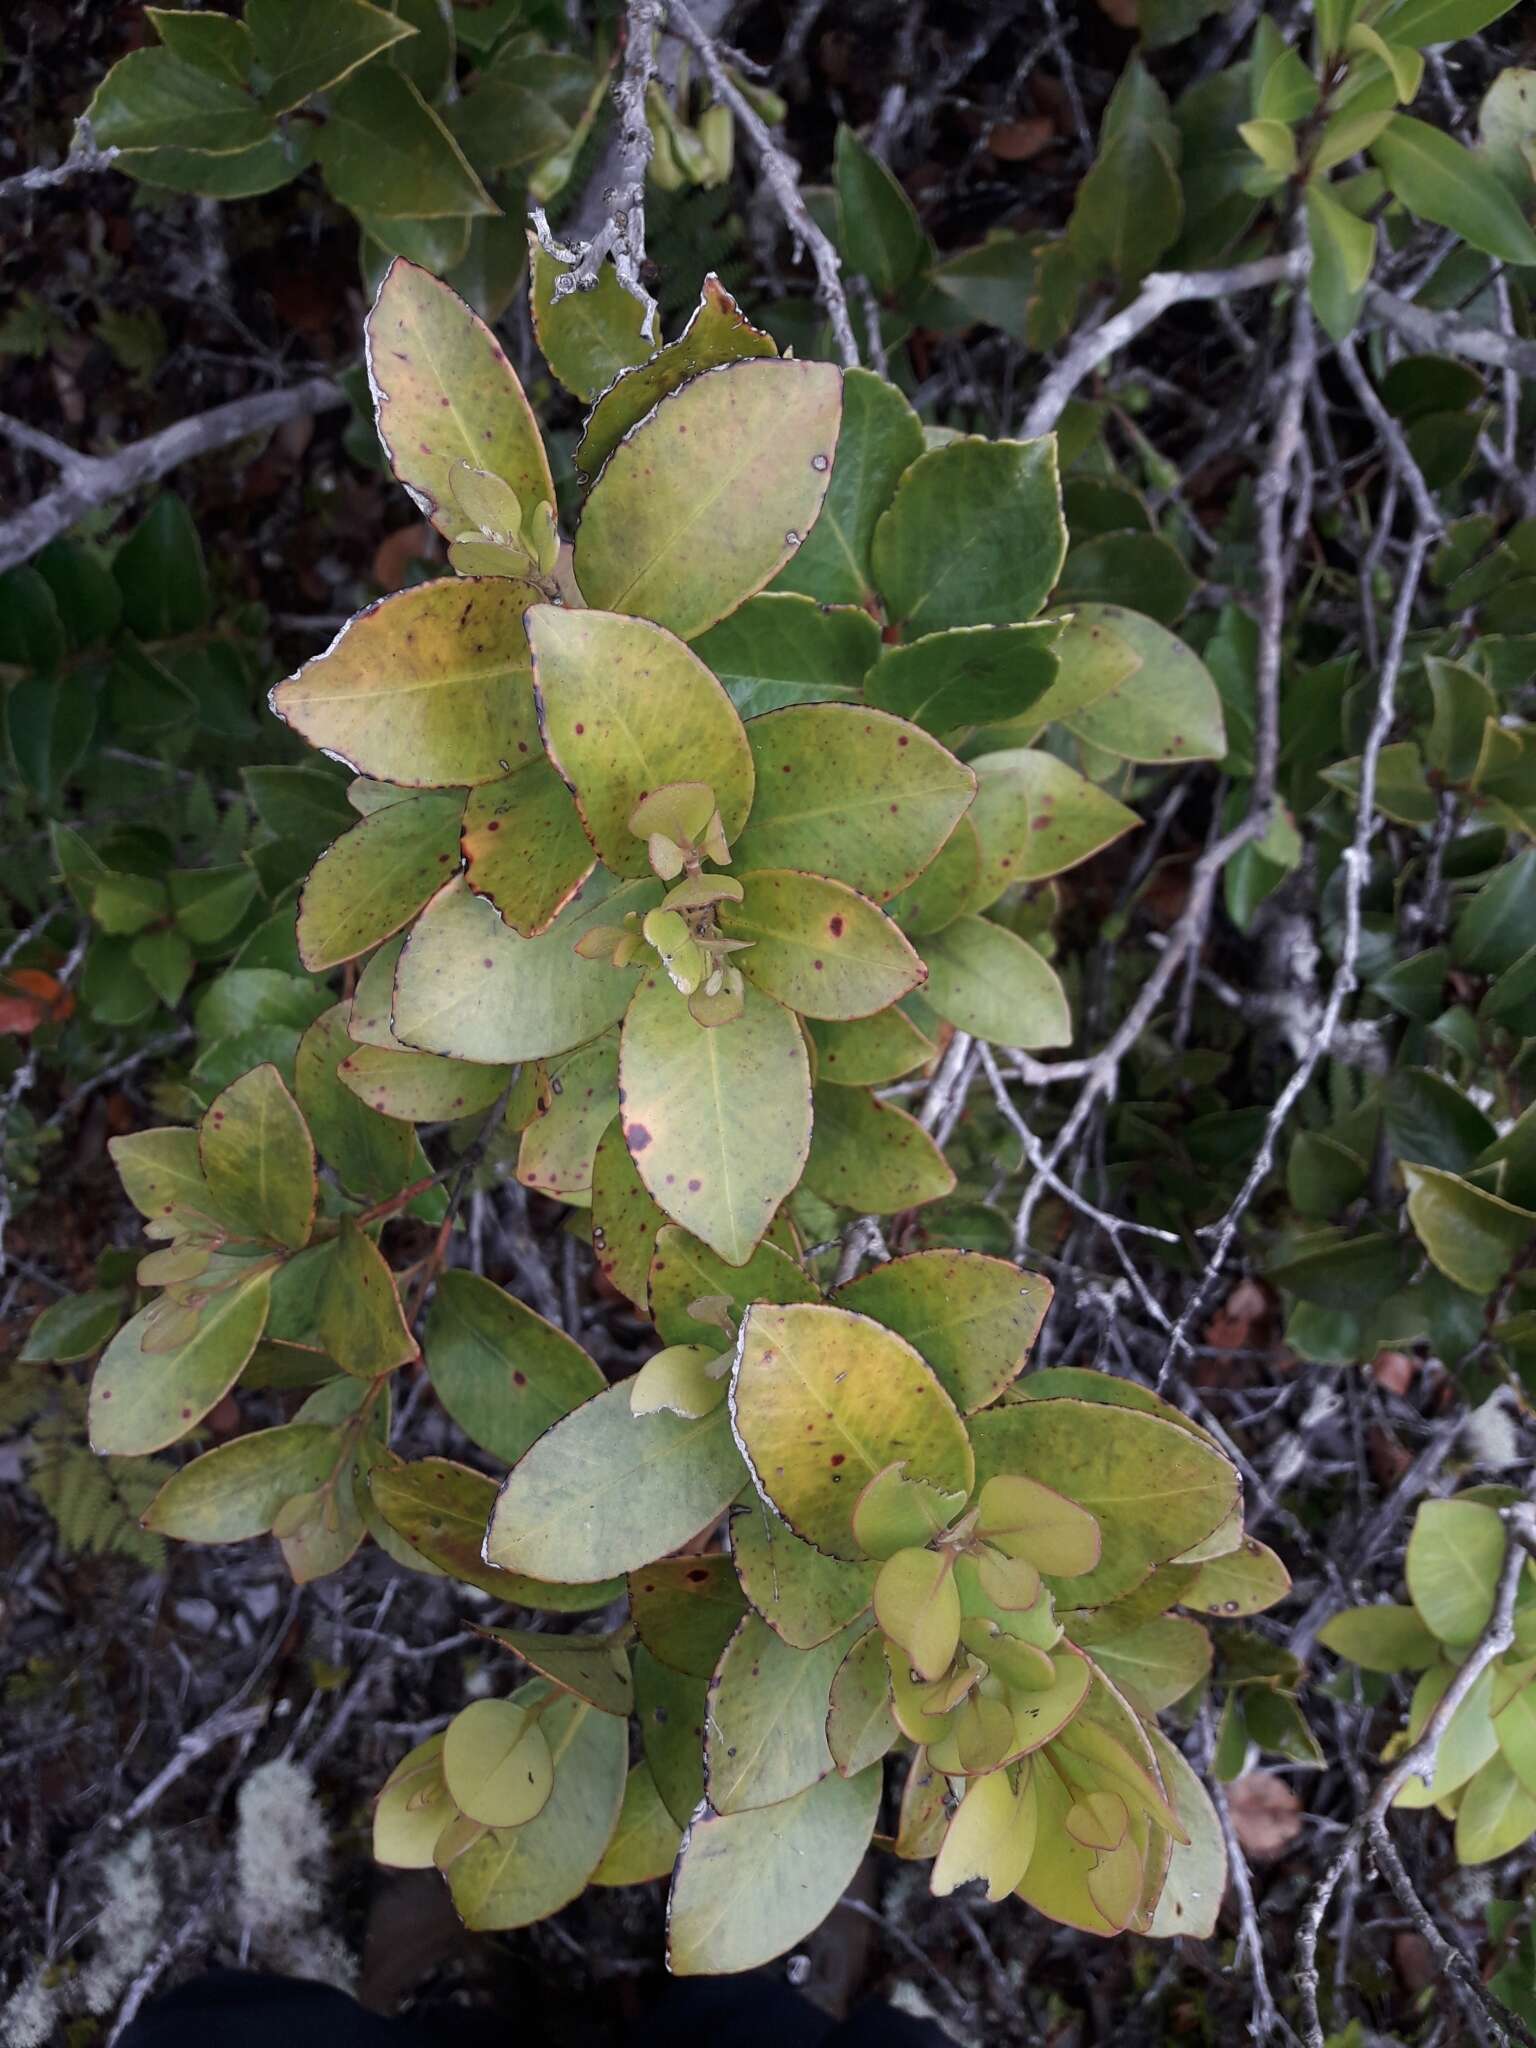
[0,969,75,1036]
[987,117,1055,162]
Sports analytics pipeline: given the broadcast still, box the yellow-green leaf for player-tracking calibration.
[271,579,543,790]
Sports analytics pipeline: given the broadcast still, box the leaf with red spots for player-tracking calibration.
[1051,604,1227,763]
[730,1495,875,1648]
[865,621,1060,734]
[319,1217,419,1377]
[967,746,1139,898]
[391,871,657,1064]
[807,1007,936,1087]
[731,1301,973,1561]
[461,758,594,936]
[730,703,976,905]
[628,1553,748,1678]
[337,1039,511,1122]
[297,788,466,971]
[90,1260,273,1456]
[478,1624,634,1715]
[424,1270,605,1467]
[576,274,777,481]
[721,868,925,1021]
[804,1083,955,1216]
[110,1126,212,1231]
[590,1123,672,1312]
[200,1063,316,1250]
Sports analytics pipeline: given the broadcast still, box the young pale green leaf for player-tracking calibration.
[574,358,843,640]
[485,1382,744,1582]
[805,1083,956,1215]
[1405,1496,1507,1644]
[619,974,811,1267]
[731,1496,876,1647]
[448,1689,627,1930]
[706,1614,866,1813]
[872,437,1066,639]
[834,125,931,297]
[319,1220,419,1377]
[968,748,1138,899]
[919,915,1070,1049]
[970,1398,1239,1607]
[1371,115,1536,265]
[479,1625,633,1716]
[1394,1663,1498,1807]
[374,1733,454,1870]
[770,367,925,610]
[932,1762,1039,1902]
[296,790,464,971]
[720,869,923,1020]
[974,1474,1102,1577]
[731,704,977,904]
[201,1064,316,1250]
[808,1008,936,1086]
[1404,1162,1536,1293]
[337,1040,511,1122]
[392,872,655,1063]
[314,66,497,220]
[1317,1602,1442,1672]
[851,1464,967,1560]
[865,624,1060,735]
[629,1343,726,1420]
[90,1263,273,1456]
[271,580,543,789]
[110,1128,209,1230]
[422,1270,603,1464]
[590,1122,671,1311]
[142,1422,338,1541]
[874,1549,961,1681]
[576,275,777,480]
[591,1762,681,1886]
[691,593,878,719]
[443,1697,554,1828]
[461,760,594,936]
[629,1553,748,1677]
[367,258,556,540]
[667,1765,881,1976]
[529,239,652,404]
[368,1456,622,1608]
[731,1300,974,1560]
[246,0,412,115]
[527,606,754,876]
[826,1627,897,1777]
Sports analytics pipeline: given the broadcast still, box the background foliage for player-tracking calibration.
[6,0,1536,2041]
